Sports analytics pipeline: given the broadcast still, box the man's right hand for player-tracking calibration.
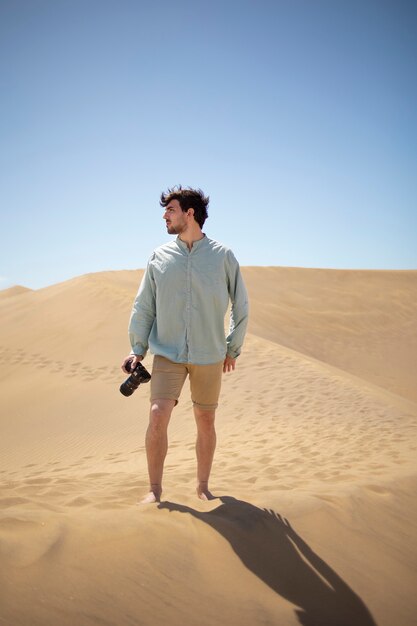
[121,354,143,374]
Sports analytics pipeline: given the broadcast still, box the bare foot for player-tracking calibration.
[139,485,161,504]
[139,492,160,504]
[197,482,215,501]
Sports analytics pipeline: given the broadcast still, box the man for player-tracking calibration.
[121,186,248,503]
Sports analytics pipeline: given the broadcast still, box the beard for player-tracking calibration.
[165,218,187,235]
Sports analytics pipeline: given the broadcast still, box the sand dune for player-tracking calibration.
[242,267,417,402]
[0,268,416,626]
[0,285,32,300]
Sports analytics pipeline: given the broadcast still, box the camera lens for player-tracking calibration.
[119,359,151,396]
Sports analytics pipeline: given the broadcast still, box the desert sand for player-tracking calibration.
[0,267,416,626]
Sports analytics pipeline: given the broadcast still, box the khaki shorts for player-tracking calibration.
[150,355,223,410]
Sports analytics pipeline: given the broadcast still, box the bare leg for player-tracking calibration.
[140,398,176,504]
[194,406,216,500]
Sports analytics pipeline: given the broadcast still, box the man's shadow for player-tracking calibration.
[158,496,377,626]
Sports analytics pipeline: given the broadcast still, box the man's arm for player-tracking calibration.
[225,250,249,363]
[126,259,156,361]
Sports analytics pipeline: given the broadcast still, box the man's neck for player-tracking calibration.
[179,227,205,251]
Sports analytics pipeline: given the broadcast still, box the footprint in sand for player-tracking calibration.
[84,472,108,479]
[0,496,31,507]
[92,496,130,509]
[54,478,75,485]
[24,477,52,485]
[365,484,391,495]
[105,452,123,459]
[66,497,91,507]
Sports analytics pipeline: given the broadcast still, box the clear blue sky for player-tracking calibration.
[1,0,416,290]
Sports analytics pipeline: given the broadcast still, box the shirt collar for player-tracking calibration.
[176,234,207,252]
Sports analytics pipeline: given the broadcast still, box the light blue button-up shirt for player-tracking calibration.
[128,235,249,365]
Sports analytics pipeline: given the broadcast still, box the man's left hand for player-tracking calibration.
[223,355,236,373]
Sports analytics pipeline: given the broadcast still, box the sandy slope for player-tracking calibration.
[0,268,416,626]
[242,267,417,403]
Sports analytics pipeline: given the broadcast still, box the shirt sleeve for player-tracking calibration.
[128,257,156,358]
[225,250,249,358]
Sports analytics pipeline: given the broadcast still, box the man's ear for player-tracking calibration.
[187,208,195,218]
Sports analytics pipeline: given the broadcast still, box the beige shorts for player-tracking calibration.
[150,355,224,410]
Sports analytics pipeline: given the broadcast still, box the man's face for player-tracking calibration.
[163,199,188,235]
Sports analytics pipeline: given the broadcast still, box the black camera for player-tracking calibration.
[120,358,151,397]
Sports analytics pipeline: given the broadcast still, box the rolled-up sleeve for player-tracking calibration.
[225,250,249,358]
[128,258,156,358]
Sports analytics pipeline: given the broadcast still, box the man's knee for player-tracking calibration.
[149,399,175,429]
[194,406,216,430]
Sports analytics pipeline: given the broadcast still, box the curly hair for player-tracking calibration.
[160,185,209,229]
